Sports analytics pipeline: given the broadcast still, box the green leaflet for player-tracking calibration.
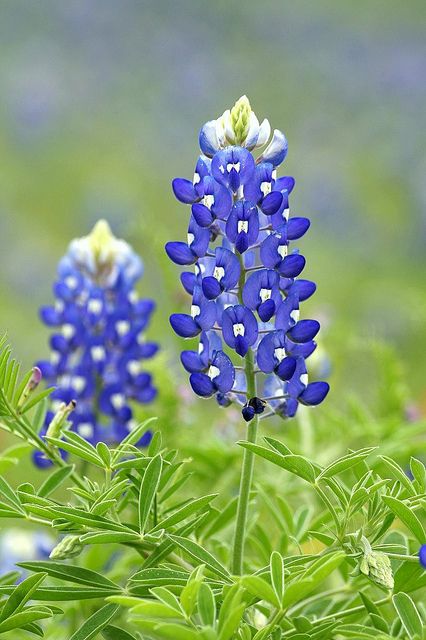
[168,535,231,582]
[139,454,163,533]
[69,603,119,640]
[0,572,46,623]
[392,593,424,639]
[382,495,426,543]
[17,561,121,590]
[317,447,377,480]
[237,442,316,483]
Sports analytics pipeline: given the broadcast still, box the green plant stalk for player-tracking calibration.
[0,391,86,491]
[232,251,259,574]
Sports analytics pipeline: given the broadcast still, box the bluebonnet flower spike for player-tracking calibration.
[35,220,158,466]
[167,96,329,421]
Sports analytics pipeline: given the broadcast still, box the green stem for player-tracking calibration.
[1,393,86,491]
[232,341,258,574]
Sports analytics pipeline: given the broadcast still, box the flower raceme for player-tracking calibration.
[166,96,329,422]
[35,220,158,466]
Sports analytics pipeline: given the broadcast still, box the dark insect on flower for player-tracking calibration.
[34,220,158,466]
[167,96,329,422]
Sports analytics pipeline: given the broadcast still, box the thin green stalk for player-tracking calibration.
[232,248,260,572]
[1,392,86,491]
[232,412,259,574]
[231,250,260,575]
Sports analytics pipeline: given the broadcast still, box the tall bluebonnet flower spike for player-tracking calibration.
[35,220,158,466]
[167,96,329,422]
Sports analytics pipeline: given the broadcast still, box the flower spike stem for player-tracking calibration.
[232,414,258,574]
[232,348,258,575]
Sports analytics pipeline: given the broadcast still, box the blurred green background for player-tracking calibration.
[1,0,425,420]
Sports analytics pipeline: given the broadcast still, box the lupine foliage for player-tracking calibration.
[0,331,425,640]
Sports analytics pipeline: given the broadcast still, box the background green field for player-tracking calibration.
[0,0,425,426]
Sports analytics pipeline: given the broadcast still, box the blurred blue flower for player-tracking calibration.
[0,529,54,576]
[35,220,158,465]
[167,97,329,422]
[420,545,426,569]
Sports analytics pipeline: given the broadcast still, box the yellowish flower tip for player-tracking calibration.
[230,95,252,145]
[87,219,116,263]
[87,220,119,265]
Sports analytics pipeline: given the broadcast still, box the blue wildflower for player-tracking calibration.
[167,96,329,422]
[420,545,426,569]
[35,220,158,465]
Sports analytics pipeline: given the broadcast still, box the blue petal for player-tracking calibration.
[287,217,310,240]
[257,333,278,373]
[217,247,240,290]
[202,276,221,300]
[199,121,220,157]
[172,178,197,204]
[165,242,196,266]
[235,334,249,357]
[299,381,330,406]
[289,279,316,301]
[419,545,426,569]
[279,254,306,278]
[40,306,61,326]
[181,272,196,295]
[235,233,249,254]
[287,319,320,343]
[190,372,215,397]
[260,129,288,167]
[242,405,255,422]
[192,203,214,227]
[275,176,295,194]
[181,350,204,373]
[169,314,200,338]
[276,356,297,381]
[258,298,276,322]
[261,191,283,215]
[212,350,235,393]
[260,233,282,269]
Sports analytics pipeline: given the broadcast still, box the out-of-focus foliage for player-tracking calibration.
[0,340,425,638]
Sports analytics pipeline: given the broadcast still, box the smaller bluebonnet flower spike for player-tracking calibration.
[167,96,329,424]
[419,545,426,569]
[35,220,158,466]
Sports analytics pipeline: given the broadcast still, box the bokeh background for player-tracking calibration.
[1,0,425,421]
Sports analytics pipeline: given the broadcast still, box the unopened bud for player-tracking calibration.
[50,534,83,559]
[17,367,42,411]
[359,551,394,590]
[230,95,252,145]
[46,400,76,439]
